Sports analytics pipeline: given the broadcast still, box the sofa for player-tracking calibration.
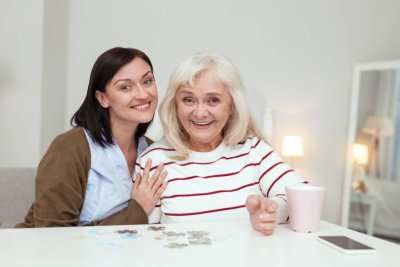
[0,167,36,228]
[349,177,400,240]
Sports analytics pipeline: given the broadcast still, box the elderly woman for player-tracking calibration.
[135,52,306,235]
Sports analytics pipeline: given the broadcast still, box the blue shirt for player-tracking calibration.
[79,129,148,225]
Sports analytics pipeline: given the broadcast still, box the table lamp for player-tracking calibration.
[282,136,304,168]
[362,116,393,178]
[352,143,368,192]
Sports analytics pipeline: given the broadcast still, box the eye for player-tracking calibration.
[143,78,153,85]
[183,97,195,104]
[208,97,220,105]
[121,85,131,90]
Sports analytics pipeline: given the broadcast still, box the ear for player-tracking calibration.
[95,90,109,108]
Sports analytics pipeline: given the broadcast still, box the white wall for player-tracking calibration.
[0,0,44,167]
[2,0,400,224]
[40,0,69,156]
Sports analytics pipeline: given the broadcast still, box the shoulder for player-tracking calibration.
[46,127,90,162]
[140,137,175,158]
[51,127,88,147]
[36,127,91,194]
[236,135,273,151]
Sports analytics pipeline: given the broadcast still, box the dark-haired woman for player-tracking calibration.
[16,47,167,227]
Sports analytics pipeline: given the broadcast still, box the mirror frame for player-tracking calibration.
[341,59,400,226]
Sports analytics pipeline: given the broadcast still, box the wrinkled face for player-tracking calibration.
[95,57,158,129]
[176,69,232,152]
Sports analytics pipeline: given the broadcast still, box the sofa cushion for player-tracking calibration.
[0,167,36,228]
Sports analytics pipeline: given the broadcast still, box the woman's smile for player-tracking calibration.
[176,69,232,152]
[192,120,213,127]
[131,102,151,110]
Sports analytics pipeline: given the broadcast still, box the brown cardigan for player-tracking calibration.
[15,127,148,227]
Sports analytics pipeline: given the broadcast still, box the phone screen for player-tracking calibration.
[318,236,374,250]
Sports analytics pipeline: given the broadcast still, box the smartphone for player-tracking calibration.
[317,235,376,254]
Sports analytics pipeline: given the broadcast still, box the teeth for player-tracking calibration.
[194,121,211,126]
[132,103,149,109]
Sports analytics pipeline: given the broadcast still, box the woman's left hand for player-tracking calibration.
[246,194,278,235]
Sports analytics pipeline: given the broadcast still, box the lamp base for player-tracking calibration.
[352,164,367,193]
[352,180,366,193]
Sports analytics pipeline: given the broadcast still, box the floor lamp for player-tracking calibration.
[362,116,394,178]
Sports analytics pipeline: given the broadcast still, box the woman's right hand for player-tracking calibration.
[131,159,168,215]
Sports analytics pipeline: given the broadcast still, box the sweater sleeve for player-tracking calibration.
[256,139,305,223]
[84,199,148,226]
[15,127,90,227]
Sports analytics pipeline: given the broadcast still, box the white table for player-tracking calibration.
[0,220,399,267]
[350,189,377,235]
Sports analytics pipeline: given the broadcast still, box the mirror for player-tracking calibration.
[342,60,400,241]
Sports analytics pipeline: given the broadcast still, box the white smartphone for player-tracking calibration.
[317,235,376,254]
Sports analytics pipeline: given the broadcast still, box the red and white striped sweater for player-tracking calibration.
[135,136,305,224]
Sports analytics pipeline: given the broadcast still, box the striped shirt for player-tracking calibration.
[135,136,305,224]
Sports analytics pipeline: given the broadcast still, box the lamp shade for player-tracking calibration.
[282,136,304,157]
[353,143,368,165]
[363,116,394,137]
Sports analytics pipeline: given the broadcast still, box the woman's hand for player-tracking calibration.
[131,159,168,216]
[246,194,278,235]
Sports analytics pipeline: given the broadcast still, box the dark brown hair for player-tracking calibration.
[71,47,154,146]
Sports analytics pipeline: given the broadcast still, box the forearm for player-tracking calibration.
[84,199,148,226]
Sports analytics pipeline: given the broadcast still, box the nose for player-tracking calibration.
[193,102,209,118]
[133,85,148,100]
